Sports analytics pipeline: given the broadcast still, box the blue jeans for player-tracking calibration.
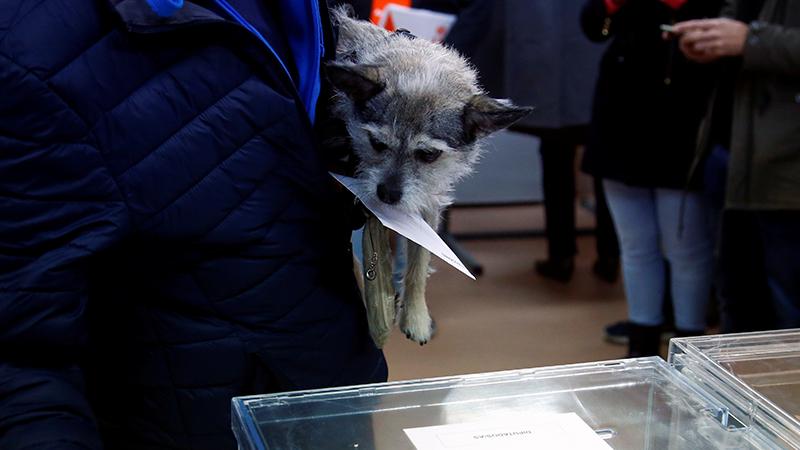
[603,180,713,331]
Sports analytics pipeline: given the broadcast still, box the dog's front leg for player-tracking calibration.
[399,210,440,345]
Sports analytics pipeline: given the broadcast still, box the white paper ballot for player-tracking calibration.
[403,413,612,450]
[331,173,475,280]
[378,5,457,43]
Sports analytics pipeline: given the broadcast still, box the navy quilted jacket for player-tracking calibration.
[0,1,386,448]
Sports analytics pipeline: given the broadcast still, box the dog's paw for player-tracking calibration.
[400,309,436,345]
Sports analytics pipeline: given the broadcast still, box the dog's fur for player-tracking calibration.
[328,7,531,344]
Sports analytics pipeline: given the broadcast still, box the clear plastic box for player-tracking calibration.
[232,357,775,449]
[670,329,800,449]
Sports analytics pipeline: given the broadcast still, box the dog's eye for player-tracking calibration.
[369,135,389,153]
[415,149,443,163]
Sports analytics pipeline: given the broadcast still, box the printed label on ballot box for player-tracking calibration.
[403,413,612,450]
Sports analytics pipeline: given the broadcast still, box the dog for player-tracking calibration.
[327,7,531,345]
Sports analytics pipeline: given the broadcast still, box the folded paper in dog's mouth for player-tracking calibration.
[331,173,476,280]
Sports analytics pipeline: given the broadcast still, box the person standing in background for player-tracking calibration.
[675,0,800,331]
[581,0,723,357]
[506,0,621,284]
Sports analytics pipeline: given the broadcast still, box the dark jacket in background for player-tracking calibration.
[416,0,493,58]
[0,1,386,448]
[722,0,800,209]
[581,0,723,189]
[506,0,606,130]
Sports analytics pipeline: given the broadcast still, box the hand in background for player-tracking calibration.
[674,18,749,63]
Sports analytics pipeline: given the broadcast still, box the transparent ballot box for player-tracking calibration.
[670,329,800,449]
[232,357,777,449]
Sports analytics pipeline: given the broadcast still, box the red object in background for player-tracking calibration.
[661,0,688,9]
[384,12,396,31]
[604,0,625,15]
[605,0,688,15]
[371,0,412,24]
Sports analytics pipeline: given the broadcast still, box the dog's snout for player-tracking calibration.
[377,183,403,205]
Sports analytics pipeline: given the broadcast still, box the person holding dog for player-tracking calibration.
[674,0,800,331]
[580,0,724,357]
[0,1,386,448]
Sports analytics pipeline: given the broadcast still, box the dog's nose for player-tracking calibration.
[377,183,402,205]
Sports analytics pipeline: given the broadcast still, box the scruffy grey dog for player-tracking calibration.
[328,7,531,344]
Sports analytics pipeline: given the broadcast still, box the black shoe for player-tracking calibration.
[627,323,662,358]
[604,320,630,345]
[535,258,574,283]
[605,320,677,346]
[592,257,620,283]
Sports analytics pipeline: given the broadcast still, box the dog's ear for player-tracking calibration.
[462,95,533,143]
[326,63,385,103]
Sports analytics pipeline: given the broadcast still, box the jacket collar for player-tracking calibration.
[102,0,322,101]
[108,0,225,33]
[107,0,337,59]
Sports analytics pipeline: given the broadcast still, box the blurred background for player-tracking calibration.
[336,0,799,382]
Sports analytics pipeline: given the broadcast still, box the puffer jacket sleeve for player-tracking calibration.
[0,52,130,449]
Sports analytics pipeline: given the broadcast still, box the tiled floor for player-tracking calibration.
[383,206,630,381]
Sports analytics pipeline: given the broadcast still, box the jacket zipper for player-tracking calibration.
[306,0,324,121]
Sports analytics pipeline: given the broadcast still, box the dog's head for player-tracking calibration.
[327,39,531,215]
